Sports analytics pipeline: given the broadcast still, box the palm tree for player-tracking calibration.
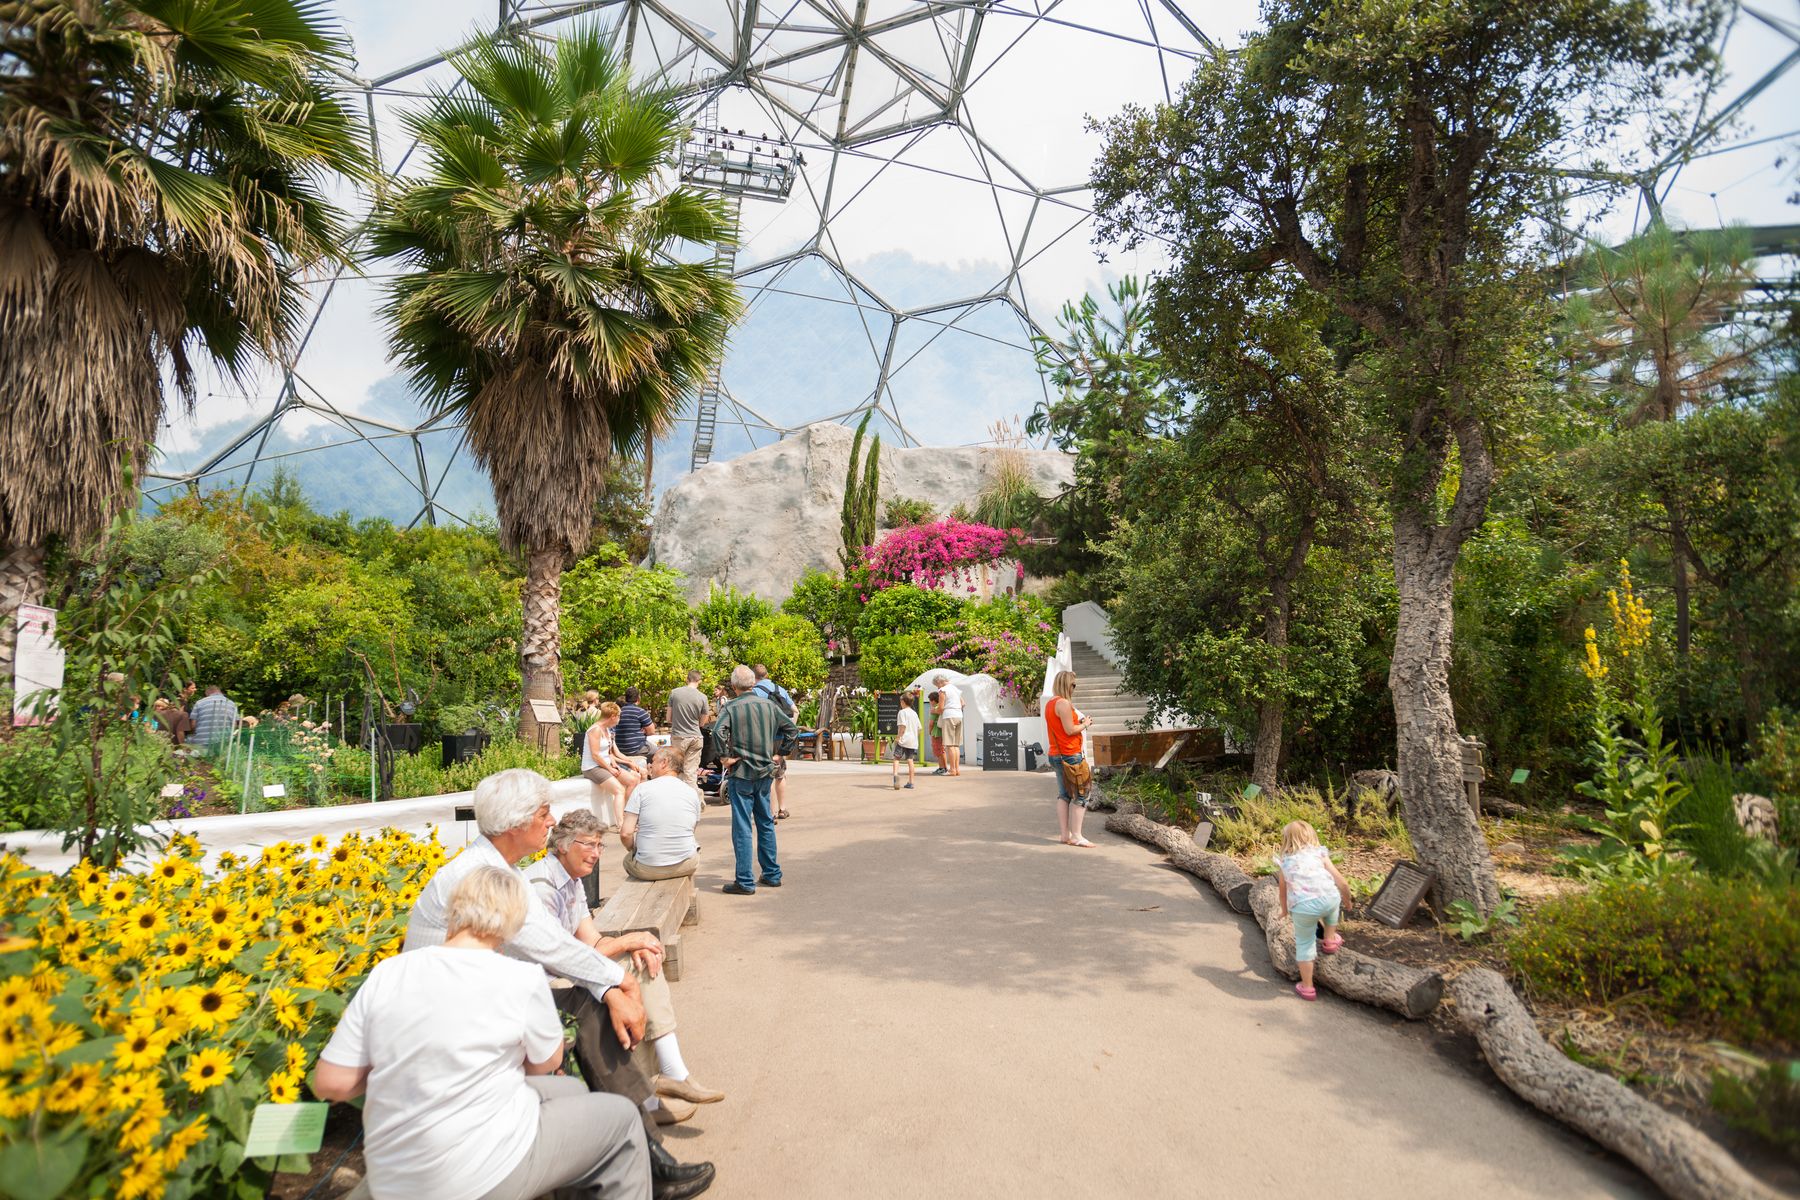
[373,26,740,738]
[0,0,369,685]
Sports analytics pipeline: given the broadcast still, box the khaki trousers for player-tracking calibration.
[619,954,678,1041]
[623,852,699,882]
[669,735,703,786]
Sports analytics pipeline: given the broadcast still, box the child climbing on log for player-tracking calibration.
[1275,820,1352,1001]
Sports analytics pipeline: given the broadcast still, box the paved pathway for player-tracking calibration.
[594,762,1647,1199]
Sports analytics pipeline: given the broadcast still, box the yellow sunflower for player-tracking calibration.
[268,986,306,1033]
[181,1046,233,1093]
[201,927,243,966]
[267,1071,300,1103]
[122,902,169,941]
[43,1063,101,1113]
[116,1152,166,1200]
[106,1071,159,1112]
[176,974,248,1032]
[101,877,136,911]
[113,1018,170,1071]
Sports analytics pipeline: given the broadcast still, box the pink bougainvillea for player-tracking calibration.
[862,519,1018,591]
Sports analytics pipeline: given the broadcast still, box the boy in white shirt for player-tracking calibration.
[892,687,922,791]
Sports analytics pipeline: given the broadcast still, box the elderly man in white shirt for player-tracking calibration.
[403,769,717,1200]
[621,747,703,880]
[526,805,722,1106]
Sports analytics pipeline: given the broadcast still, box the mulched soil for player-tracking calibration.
[268,1104,366,1199]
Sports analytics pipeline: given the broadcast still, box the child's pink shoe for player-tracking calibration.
[1320,935,1344,955]
[1294,982,1317,1001]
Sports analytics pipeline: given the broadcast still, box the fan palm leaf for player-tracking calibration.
[0,0,369,677]
[374,22,740,727]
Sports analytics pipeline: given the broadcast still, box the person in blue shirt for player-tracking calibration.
[749,664,795,819]
[613,688,657,762]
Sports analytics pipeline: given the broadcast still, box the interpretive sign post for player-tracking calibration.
[1367,861,1436,929]
[12,604,62,726]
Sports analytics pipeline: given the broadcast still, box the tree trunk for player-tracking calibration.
[1246,878,1444,1018]
[0,541,48,712]
[1669,509,1692,662]
[1450,969,1783,1200]
[1250,697,1285,796]
[519,546,565,743]
[1390,508,1501,914]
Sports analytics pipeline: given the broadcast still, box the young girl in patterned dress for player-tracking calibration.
[1275,820,1353,1000]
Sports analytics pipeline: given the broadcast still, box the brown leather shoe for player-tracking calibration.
[652,1095,698,1124]
[656,1074,726,1104]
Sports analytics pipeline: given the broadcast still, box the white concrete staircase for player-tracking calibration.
[1068,639,1152,734]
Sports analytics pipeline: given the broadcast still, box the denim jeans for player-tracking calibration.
[1048,753,1085,804]
[726,774,779,889]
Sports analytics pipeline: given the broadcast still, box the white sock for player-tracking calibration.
[654,1034,690,1082]
[642,1096,661,1111]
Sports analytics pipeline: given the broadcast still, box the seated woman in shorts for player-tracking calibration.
[581,701,641,831]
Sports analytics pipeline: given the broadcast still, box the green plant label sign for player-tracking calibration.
[1510,768,1530,785]
[1242,783,1262,800]
[245,1103,328,1158]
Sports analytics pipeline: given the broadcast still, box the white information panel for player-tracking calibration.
[13,604,63,726]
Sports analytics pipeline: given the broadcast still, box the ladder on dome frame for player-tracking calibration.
[689,194,739,471]
[678,91,793,473]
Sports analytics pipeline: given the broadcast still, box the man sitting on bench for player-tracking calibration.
[527,805,721,1107]
[621,748,702,881]
[403,768,716,1200]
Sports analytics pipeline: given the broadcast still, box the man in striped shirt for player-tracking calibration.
[712,664,798,894]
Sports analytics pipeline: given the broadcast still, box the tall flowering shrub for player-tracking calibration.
[932,596,1060,709]
[0,829,445,1199]
[862,519,1017,591]
[1563,561,1691,879]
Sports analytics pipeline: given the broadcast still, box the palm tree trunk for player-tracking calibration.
[0,542,48,711]
[519,547,565,743]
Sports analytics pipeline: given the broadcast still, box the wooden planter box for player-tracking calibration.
[1089,729,1225,768]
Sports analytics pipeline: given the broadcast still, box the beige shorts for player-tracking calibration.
[939,716,963,742]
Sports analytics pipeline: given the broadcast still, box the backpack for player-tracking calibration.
[758,680,796,716]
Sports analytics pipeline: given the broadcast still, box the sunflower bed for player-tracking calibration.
[0,829,447,1199]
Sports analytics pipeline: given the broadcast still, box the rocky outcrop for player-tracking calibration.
[648,421,1074,602]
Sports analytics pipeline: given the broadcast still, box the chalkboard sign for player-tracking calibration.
[982,723,1018,770]
[875,692,903,736]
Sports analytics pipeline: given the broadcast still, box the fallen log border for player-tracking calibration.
[1105,811,1442,1020]
[1105,806,1778,1200]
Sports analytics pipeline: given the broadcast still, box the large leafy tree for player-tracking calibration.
[1093,0,1720,911]
[1565,222,1767,661]
[373,26,740,737]
[0,0,369,684]
[1110,276,1376,791]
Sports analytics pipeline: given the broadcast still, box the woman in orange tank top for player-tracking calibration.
[1045,669,1093,846]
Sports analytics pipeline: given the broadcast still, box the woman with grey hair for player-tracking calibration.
[526,810,724,1107]
[313,866,651,1199]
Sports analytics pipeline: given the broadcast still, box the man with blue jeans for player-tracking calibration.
[712,665,797,895]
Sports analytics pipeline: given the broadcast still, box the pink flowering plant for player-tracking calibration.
[931,595,1059,710]
[862,519,1019,591]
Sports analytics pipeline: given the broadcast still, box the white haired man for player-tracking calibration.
[527,801,722,1106]
[403,768,716,1200]
[711,664,797,895]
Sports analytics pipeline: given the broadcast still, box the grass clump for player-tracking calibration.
[1507,874,1800,1045]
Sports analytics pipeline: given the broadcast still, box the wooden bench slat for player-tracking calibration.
[595,875,696,981]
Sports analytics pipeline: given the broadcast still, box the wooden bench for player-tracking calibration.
[594,873,698,981]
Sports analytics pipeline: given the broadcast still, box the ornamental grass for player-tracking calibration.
[0,829,447,1199]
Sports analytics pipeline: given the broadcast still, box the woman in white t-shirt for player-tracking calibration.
[311,867,650,1200]
[581,701,642,832]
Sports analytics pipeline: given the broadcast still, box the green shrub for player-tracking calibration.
[1676,749,1761,876]
[561,551,690,663]
[1508,875,1800,1044]
[1710,1056,1800,1159]
[571,634,710,713]
[781,567,863,653]
[1210,787,1338,863]
[883,497,936,526]
[736,614,828,695]
[854,583,965,644]
[694,583,774,659]
[858,633,937,692]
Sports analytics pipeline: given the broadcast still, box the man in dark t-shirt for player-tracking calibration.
[614,687,656,759]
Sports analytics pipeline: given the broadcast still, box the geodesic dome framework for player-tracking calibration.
[144,0,1800,527]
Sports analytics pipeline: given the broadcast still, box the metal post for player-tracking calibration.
[241,734,256,814]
